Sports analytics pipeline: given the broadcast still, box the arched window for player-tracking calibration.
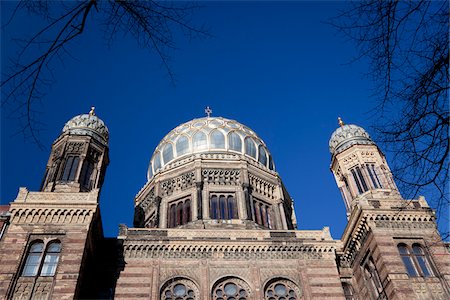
[193,131,207,150]
[210,195,218,219]
[244,137,257,158]
[210,130,225,149]
[351,166,368,194]
[398,244,418,276]
[61,156,79,181]
[362,256,385,299]
[163,143,174,164]
[22,240,61,277]
[148,163,153,178]
[268,155,274,170]
[176,135,190,156]
[342,283,354,300]
[228,132,242,152]
[258,145,267,166]
[167,198,191,228]
[22,241,44,276]
[80,159,95,189]
[40,241,61,276]
[264,278,301,300]
[412,244,434,277]
[253,199,272,228]
[161,278,199,299]
[219,195,226,219]
[154,152,162,171]
[366,163,382,189]
[210,194,238,220]
[169,204,176,228]
[227,196,237,219]
[212,277,251,300]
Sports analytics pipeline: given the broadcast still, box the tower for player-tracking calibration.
[0,109,112,299]
[41,107,109,193]
[330,118,450,300]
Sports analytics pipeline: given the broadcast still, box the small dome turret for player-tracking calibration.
[329,118,374,156]
[62,107,109,145]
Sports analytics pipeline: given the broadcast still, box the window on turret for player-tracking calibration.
[228,132,242,152]
[210,130,225,149]
[258,145,267,166]
[167,198,191,228]
[193,131,207,150]
[163,143,174,164]
[244,137,256,158]
[61,156,79,181]
[80,159,95,189]
[366,164,383,189]
[154,152,162,171]
[350,166,368,194]
[210,193,238,220]
[176,135,190,156]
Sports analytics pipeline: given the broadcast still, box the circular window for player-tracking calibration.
[264,279,301,300]
[212,277,251,300]
[161,278,199,300]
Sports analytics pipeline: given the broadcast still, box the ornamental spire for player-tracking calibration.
[89,106,96,116]
[205,106,212,118]
[338,116,344,127]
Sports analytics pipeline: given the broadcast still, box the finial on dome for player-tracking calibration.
[89,106,96,116]
[205,106,212,118]
[338,117,344,127]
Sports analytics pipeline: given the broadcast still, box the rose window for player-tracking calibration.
[212,277,251,300]
[265,279,302,300]
[161,278,199,300]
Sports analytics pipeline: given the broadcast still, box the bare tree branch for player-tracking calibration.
[1,0,209,147]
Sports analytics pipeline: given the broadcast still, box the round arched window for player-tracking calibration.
[161,278,199,300]
[212,277,251,300]
[264,279,301,300]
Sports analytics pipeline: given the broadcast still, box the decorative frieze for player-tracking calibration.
[124,243,328,260]
[161,172,195,196]
[248,173,275,199]
[10,208,94,224]
[202,169,240,185]
[66,142,85,153]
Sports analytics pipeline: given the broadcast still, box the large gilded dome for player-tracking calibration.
[148,117,274,180]
[62,110,109,145]
[329,123,374,155]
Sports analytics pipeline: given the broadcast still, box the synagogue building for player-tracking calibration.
[0,108,449,299]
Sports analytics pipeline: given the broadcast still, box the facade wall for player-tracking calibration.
[0,189,100,300]
[114,227,344,299]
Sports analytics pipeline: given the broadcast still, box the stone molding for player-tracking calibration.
[9,207,95,225]
[123,243,330,260]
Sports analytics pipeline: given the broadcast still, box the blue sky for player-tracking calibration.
[1,2,421,238]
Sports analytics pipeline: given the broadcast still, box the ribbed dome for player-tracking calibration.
[148,117,274,180]
[62,113,109,145]
[329,124,374,155]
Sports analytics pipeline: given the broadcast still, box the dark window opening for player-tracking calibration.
[61,156,79,182]
[80,160,95,189]
[167,198,191,228]
[252,199,272,229]
[210,194,238,220]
